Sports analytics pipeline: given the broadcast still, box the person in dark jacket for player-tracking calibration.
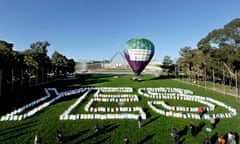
[171,127,178,142]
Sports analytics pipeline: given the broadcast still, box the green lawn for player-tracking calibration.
[0,74,239,144]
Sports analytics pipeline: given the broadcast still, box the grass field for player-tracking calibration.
[0,74,239,144]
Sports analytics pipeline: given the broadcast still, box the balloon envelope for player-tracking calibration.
[124,38,155,75]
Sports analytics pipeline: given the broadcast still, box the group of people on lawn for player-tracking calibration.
[170,107,238,144]
[34,111,237,144]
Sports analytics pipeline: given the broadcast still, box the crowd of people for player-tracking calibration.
[170,117,239,144]
[33,117,238,144]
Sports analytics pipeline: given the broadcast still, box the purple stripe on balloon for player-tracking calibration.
[124,52,153,75]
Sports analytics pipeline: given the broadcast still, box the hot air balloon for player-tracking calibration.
[124,38,155,77]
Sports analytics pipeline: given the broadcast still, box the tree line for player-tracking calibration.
[1,18,239,99]
[161,18,240,87]
[0,40,75,98]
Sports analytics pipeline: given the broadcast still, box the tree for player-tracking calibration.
[177,47,193,78]
[66,59,75,73]
[51,51,75,77]
[179,46,192,58]
[51,51,68,77]
[30,41,50,54]
[0,40,15,97]
[0,40,13,51]
[177,45,207,81]
[162,55,173,67]
[196,18,240,86]
[24,41,51,83]
[161,55,175,76]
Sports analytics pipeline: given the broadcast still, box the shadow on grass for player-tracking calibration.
[64,129,90,143]
[0,129,37,142]
[234,132,239,144]
[138,133,155,144]
[0,120,38,132]
[149,76,161,81]
[177,138,185,144]
[75,123,119,144]
[93,136,110,144]
[0,73,114,114]
[143,108,152,120]
[142,116,160,127]
[194,122,205,136]
[210,132,218,144]
[149,75,175,81]
[69,74,114,87]
[178,126,188,139]
[95,123,120,134]
[0,120,39,137]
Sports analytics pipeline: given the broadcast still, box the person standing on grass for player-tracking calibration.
[56,130,63,144]
[171,127,178,143]
[34,134,41,144]
[217,136,226,144]
[94,124,100,133]
[138,115,142,128]
[198,107,204,118]
[210,115,216,129]
[124,136,129,144]
[203,136,212,144]
[227,132,237,144]
[189,122,196,136]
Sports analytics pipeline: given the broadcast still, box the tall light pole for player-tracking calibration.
[213,68,215,91]
[235,70,238,101]
[204,67,207,89]
[197,67,200,88]
[223,69,225,95]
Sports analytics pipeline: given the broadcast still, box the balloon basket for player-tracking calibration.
[132,76,142,82]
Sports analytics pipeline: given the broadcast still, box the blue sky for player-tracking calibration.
[0,0,239,62]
